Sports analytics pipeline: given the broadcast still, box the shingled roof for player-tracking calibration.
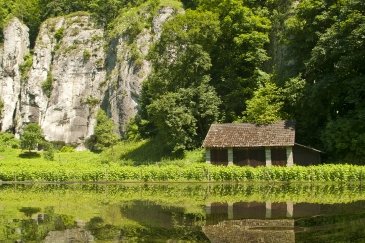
[203,121,295,148]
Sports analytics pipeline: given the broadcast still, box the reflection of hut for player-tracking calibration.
[203,219,295,243]
[44,229,94,243]
[203,121,322,166]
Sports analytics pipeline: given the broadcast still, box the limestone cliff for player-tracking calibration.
[0,18,29,132]
[104,6,176,135]
[20,14,106,145]
[0,5,179,146]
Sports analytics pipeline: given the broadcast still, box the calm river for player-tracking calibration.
[1,183,365,242]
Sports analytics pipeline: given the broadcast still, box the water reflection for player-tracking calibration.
[1,183,365,242]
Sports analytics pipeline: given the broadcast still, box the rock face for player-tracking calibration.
[0,6,178,145]
[105,7,175,135]
[20,14,106,145]
[0,18,29,132]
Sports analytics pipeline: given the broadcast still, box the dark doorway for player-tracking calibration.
[233,148,265,167]
[211,149,228,165]
[272,148,287,166]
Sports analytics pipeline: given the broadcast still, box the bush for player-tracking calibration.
[19,54,33,83]
[83,50,91,62]
[86,110,119,152]
[0,132,20,150]
[60,146,75,153]
[41,71,53,98]
[54,27,64,42]
[43,142,55,161]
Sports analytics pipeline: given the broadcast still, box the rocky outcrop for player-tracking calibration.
[0,18,29,132]
[105,7,176,135]
[0,5,180,145]
[20,14,106,145]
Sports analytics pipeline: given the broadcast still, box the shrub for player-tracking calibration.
[0,132,20,151]
[54,27,65,42]
[83,50,91,62]
[41,71,53,98]
[19,54,33,83]
[60,145,75,153]
[86,110,119,152]
[43,142,55,161]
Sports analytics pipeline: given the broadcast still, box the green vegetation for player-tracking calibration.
[0,132,20,151]
[83,49,91,62]
[42,142,55,161]
[86,110,119,152]
[0,0,364,162]
[1,144,365,183]
[0,97,3,118]
[19,53,33,83]
[41,71,53,98]
[20,123,44,152]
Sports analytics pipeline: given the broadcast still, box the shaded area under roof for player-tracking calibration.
[203,121,296,148]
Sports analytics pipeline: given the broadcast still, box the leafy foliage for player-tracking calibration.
[0,132,20,151]
[243,80,284,125]
[20,123,44,152]
[43,142,55,161]
[140,10,221,154]
[86,110,119,152]
[41,71,53,98]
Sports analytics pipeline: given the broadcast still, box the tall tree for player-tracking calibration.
[197,0,272,121]
[140,10,221,153]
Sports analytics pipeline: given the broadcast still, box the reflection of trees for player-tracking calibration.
[19,207,41,217]
[7,206,77,241]
[86,217,120,240]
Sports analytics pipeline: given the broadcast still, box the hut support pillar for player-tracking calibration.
[265,147,272,167]
[205,203,211,215]
[286,202,294,218]
[228,202,234,220]
[265,201,272,218]
[286,147,294,167]
[206,149,211,164]
[228,148,233,166]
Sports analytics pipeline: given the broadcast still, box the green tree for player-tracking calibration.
[242,80,284,125]
[140,10,221,153]
[20,123,44,152]
[147,81,221,153]
[197,0,272,120]
[87,110,119,152]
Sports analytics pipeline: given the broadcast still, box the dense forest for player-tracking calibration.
[0,0,364,162]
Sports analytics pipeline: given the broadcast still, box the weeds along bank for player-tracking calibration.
[0,158,364,183]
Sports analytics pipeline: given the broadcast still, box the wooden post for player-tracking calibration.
[206,149,211,164]
[228,148,233,166]
[286,147,294,167]
[265,147,272,167]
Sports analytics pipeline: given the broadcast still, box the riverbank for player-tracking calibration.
[0,147,364,182]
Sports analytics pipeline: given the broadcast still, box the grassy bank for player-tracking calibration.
[1,150,365,182]
[1,140,364,183]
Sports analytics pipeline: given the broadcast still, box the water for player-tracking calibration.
[1,183,365,242]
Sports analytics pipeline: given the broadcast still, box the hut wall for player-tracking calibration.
[211,148,228,165]
[293,145,321,165]
[233,148,265,167]
[271,148,287,166]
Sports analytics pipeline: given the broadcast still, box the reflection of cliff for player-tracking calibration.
[203,219,295,243]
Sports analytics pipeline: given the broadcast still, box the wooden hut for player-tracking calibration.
[202,121,321,167]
